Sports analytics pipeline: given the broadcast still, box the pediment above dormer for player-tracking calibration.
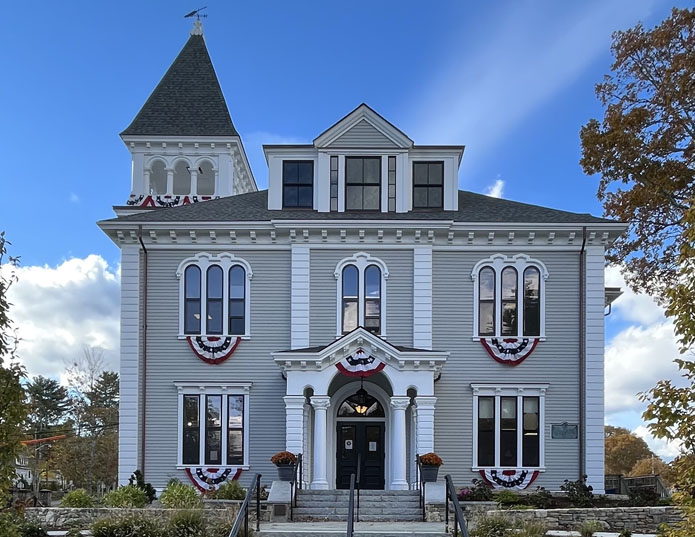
[314,104,414,149]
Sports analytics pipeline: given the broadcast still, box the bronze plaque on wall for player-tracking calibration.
[551,423,578,439]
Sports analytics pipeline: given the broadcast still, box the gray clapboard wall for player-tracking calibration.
[326,119,399,148]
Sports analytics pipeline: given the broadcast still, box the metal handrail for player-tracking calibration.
[228,473,262,537]
[445,474,470,537]
[356,452,362,520]
[416,454,426,521]
[347,473,357,537]
[290,453,303,520]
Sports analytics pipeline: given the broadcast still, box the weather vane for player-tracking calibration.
[184,7,208,20]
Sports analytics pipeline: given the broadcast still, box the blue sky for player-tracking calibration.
[0,1,688,457]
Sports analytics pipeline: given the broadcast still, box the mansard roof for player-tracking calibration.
[110,189,615,225]
[121,33,238,137]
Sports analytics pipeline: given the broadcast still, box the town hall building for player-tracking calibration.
[99,21,625,496]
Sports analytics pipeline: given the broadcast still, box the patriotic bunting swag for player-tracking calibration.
[336,348,385,377]
[127,194,218,208]
[479,469,539,490]
[185,467,242,492]
[480,338,539,366]
[187,336,241,364]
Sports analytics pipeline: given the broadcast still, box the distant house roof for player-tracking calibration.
[108,190,616,224]
[121,34,238,137]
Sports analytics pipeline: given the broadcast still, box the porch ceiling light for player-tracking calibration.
[354,378,369,415]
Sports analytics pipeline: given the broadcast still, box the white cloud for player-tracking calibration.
[4,255,120,381]
[408,0,657,168]
[633,425,683,460]
[69,193,79,203]
[484,179,504,198]
[605,265,665,326]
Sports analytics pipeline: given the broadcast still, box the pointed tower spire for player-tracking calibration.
[121,25,237,137]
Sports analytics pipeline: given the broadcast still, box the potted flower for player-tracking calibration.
[418,452,443,482]
[270,451,297,481]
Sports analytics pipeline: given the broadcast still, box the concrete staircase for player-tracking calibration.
[293,489,423,522]
[257,521,449,537]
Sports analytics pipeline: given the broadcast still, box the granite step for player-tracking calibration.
[258,521,448,537]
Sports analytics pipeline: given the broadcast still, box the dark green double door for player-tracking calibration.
[336,422,385,490]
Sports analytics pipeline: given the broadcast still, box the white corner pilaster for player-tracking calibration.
[291,245,310,349]
[413,246,433,349]
[118,245,140,485]
[310,396,331,489]
[284,395,306,456]
[414,396,436,456]
[390,396,410,490]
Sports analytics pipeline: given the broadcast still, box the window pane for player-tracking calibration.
[413,187,428,208]
[388,156,396,172]
[343,265,358,297]
[183,429,200,464]
[428,186,443,208]
[297,186,313,207]
[283,161,298,184]
[227,429,243,465]
[479,268,495,301]
[207,300,223,334]
[228,395,244,428]
[502,302,518,336]
[479,302,494,336]
[500,397,517,467]
[363,185,380,210]
[185,266,201,299]
[229,266,245,299]
[207,396,222,427]
[524,268,541,337]
[428,162,443,185]
[501,268,517,300]
[363,158,380,183]
[330,156,338,172]
[283,186,298,207]
[207,266,223,298]
[229,300,244,318]
[205,429,222,465]
[346,158,362,183]
[478,397,495,467]
[184,395,199,427]
[229,317,245,335]
[297,161,313,184]
[185,299,201,334]
[365,300,380,317]
[413,163,428,185]
[523,397,540,467]
[343,301,358,332]
[346,185,362,210]
[365,266,380,298]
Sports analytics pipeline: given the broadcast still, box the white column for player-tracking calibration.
[390,396,410,490]
[166,168,174,195]
[310,396,331,490]
[415,396,436,456]
[284,396,306,456]
[190,169,198,196]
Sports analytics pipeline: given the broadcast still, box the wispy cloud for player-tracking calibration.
[484,178,505,198]
[69,193,79,203]
[408,0,657,169]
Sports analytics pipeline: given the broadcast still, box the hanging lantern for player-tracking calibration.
[354,378,369,415]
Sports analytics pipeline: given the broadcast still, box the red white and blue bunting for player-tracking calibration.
[127,194,218,208]
[480,338,539,366]
[185,467,242,492]
[335,348,385,378]
[479,469,539,490]
[187,336,241,365]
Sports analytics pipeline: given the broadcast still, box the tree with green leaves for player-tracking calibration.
[26,376,70,433]
[0,232,27,501]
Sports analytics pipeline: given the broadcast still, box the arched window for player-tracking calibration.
[342,265,359,333]
[197,160,215,196]
[173,161,190,195]
[206,265,223,334]
[364,265,381,335]
[337,392,385,418]
[473,255,547,339]
[184,266,201,334]
[149,160,167,195]
[501,267,518,336]
[523,267,541,337]
[228,265,245,335]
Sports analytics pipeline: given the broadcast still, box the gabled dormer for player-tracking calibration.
[121,21,256,208]
[264,104,463,213]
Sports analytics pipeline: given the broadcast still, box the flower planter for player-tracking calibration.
[276,464,295,482]
[421,465,439,483]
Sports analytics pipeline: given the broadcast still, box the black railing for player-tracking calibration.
[228,473,262,537]
[415,454,426,521]
[445,474,470,537]
[356,452,362,520]
[347,473,357,537]
[290,453,303,521]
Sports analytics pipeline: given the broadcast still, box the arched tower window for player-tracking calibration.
[206,265,223,334]
[149,160,167,195]
[184,266,201,333]
[197,160,215,196]
[173,160,190,195]
[342,265,359,333]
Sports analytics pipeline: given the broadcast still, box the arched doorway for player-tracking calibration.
[335,385,386,489]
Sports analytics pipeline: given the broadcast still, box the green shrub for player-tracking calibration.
[209,480,246,500]
[495,490,521,507]
[160,480,202,509]
[92,515,162,537]
[577,520,604,537]
[526,487,553,509]
[0,511,22,537]
[60,489,95,508]
[561,476,594,507]
[64,530,82,537]
[516,520,547,537]
[167,510,205,537]
[619,529,632,537]
[461,479,494,501]
[628,486,661,506]
[470,514,512,537]
[103,485,147,508]
[129,470,157,503]
[19,520,48,537]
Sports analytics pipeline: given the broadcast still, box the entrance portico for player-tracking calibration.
[273,328,448,490]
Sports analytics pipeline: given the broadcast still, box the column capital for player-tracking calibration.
[390,396,410,410]
[310,395,331,410]
[415,396,437,410]
[284,395,307,409]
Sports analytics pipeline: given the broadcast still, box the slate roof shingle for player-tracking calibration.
[109,190,616,224]
[121,34,238,137]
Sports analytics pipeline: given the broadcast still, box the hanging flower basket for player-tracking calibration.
[419,452,443,483]
[270,451,297,482]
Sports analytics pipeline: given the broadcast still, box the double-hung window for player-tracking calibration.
[177,383,250,467]
[412,161,443,209]
[472,384,546,469]
[346,157,381,210]
[472,254,547,339]
[283,160,314,208]
[336,253,388,336]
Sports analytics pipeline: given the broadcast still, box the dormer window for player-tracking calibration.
[413,162,443,209]
[283,161,314,208]
[346,157,381,211]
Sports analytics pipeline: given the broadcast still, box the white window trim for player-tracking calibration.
[175,382,252,469]
[334,252,389,337]
[471,383,548,472]
[471,253,548,340]
[177,253,253,338]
